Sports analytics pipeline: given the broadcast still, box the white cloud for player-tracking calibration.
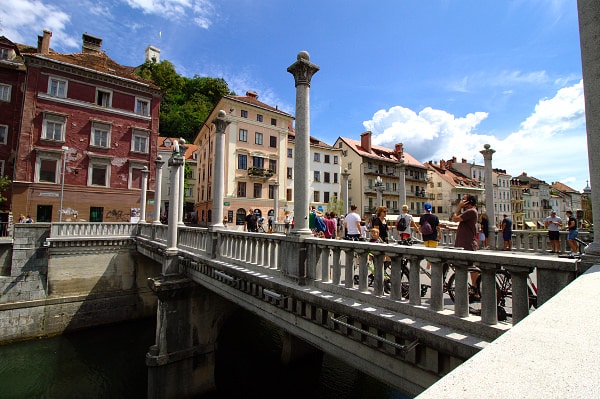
[124,0,215,29]
[363,80,589,190]
[448,70,550,93]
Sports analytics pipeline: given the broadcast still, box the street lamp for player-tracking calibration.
[375,176,384,207]
[59,146,68,222]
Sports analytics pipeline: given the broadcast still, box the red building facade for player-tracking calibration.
[10,31,161,222]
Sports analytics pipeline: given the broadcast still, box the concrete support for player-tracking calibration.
[153,156,165,225]
[178,139,187,227]
[480,144,496,249]
[165,142,184,274]
[398,159,407,207]
[577,0,600,265]
[287,51,319,236]
[140,166,149,223]
[210,110,230,232]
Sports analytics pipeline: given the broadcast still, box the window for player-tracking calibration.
[367,162,372,169]
[313,191,320,202]
[89,207,104,222]
[271,118,277,126]
[239,129,248,142]
[269,184,276,199]
[314,171,320,182]
[128,162,146,189]
[238,154,248,169]
[324,192,330,203]
[241,110,248,118]
[131,129,149,153]
[286,189,292,201]
[255,132,263,145]
[253,157,265,169]
[348,180,352,189]
[48,77,67,98]
[334,173,338,183]
[324,172,330,183]
[91,121,111,148]
[237,182,247,197]
[338,142,343,148]
[35,150,61,183]
[0,125,7,144]
[253,183,262,198]
[314,153,320,162]
[96,89,112,107]
[257,114,263,122]
[269,135,277,148]
[185,187,193,198]
[333,155,339,164]
[88,156,111,187]
[42,113,66,141]
[0,49,8,59]
[287,148,293,158]
[0,84,11,102]
[135,98,150,116]
[324,154,330,164]
[348,162,352,169]
[287,167,293,179]
[269,159,277,172]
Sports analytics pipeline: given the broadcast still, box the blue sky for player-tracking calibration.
[2,0,590,192]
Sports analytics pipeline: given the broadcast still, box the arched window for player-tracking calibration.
[236,208,246,225]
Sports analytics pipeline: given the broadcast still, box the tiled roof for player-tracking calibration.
[287,130,335,149]
[226,93,293,118]
[339,136,426,169]
[551,181,578,193]
[426,162,482,189]
[24,51,158,89]
[158,137,198,161]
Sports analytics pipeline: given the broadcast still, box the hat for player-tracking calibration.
[424,202,432,212]
[551,210,556,214]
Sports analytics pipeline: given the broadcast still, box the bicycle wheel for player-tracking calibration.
[496,269,537,311]
[447,273,481,314]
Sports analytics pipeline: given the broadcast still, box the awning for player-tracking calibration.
[525,221,536,229]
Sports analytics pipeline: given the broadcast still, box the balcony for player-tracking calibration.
[247,167,274,179]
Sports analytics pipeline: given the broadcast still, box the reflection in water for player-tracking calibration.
[0,313,411,399]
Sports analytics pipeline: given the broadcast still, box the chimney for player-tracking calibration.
[82,33,102,53]
[360,131,372,153]
[394,143,404,159]
[462,158,467,163]
[452,156,457,163]
[440,159,446,169]
[37,30,52,54]
[246,91,258,99]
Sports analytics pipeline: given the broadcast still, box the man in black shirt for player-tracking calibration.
[244,209,258,232]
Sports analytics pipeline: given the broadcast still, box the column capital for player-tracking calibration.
[141,166,150,177]
[479,143,496,159]
[287,51,320,87]
[155,155,165,168]
[213,109,231,133]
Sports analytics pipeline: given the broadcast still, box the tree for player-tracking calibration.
[0,175,11,209]
[136,61,233,142]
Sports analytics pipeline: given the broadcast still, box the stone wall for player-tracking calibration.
[0,224,160,344]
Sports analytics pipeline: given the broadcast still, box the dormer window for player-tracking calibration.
[164,138,172,148]
[0,48,8,60]
[96,88,112,107]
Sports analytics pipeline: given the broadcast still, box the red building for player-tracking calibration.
[9,30,161,222]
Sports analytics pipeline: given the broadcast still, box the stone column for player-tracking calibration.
[398,158,406,207]
[480,144,496,249]
[577,0,600,259]
[210,110,230,231]
[153,156,165,225]
[140,166,149,224]
[287,51,319,235]
[341,168,350,216]
[165,141,184,274]
[178,139,187,227]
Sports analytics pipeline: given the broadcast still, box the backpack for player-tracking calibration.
[315,216,326,233]
[420,215,433,236]
[397,215,407,231]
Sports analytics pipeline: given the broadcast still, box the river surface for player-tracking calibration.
[0,313,412,399]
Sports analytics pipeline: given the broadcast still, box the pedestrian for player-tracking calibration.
[18,214,25,223]
[419,202,441,269]
[396,204,418,241]
[451,194,479,251]
[360,221,367,240]
[565,210,579,253]
[308,207,316,233]
[25,215,33,223]
[284,211,291,234]
[324,212,337,239]
[480,212,489,249]
[267,214,274,233]
[544,211,563,253]
[372,206,390,243]
[501,214,512,251]
[344,204,362,240]
[244,209,258,232]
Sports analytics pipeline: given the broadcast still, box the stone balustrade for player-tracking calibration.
[50,222,136,238]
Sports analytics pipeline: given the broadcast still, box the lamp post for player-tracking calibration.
[375,176,384,207]
[59,146,68,222]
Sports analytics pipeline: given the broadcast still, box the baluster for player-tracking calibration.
[452,260,470,317]
[428,257,444,311]
[344,248,355,289]
[269,238,278,269]
[372,251,384,296]
[479,262,499,325]
[388,254,402,301]
[331,247,342,285]
[320,245,330,282]
[409,255,423,305]
[357,250,369,292]
[504,266,530,324]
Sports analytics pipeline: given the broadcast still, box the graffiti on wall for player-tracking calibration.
[105,209,128,221]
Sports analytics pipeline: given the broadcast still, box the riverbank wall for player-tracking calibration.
[0,224,160,344]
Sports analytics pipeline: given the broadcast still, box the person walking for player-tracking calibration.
[244,209,258,232]
[501,214,513,251]
[451,194,479,251]
[344,204,362,240]
[372,206,390,243]
[396,204,418,241]
[565,210,579,253]
[544,211,563,253]
[480,212,490,249]
[283,211,291,234]
[419,202,441,269]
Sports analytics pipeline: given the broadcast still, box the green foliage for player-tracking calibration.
[327,196,345,217]
[0,175,11,206]
[136,60,233,142]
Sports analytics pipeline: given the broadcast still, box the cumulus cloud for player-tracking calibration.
[124,0,215,29]
[363,80,589,190]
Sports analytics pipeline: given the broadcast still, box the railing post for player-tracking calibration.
[344,247,355,289]
[479,262,499,325]
[408,255,423,306]
[388,253,403,301]
[372,251,384,296]
[331,247,342,285]
[428,257,444,311]
[504,266,530,324]
[452,260,470,318]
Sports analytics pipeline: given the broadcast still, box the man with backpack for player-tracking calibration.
[396,204,418,241]
[419,202,441,247]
